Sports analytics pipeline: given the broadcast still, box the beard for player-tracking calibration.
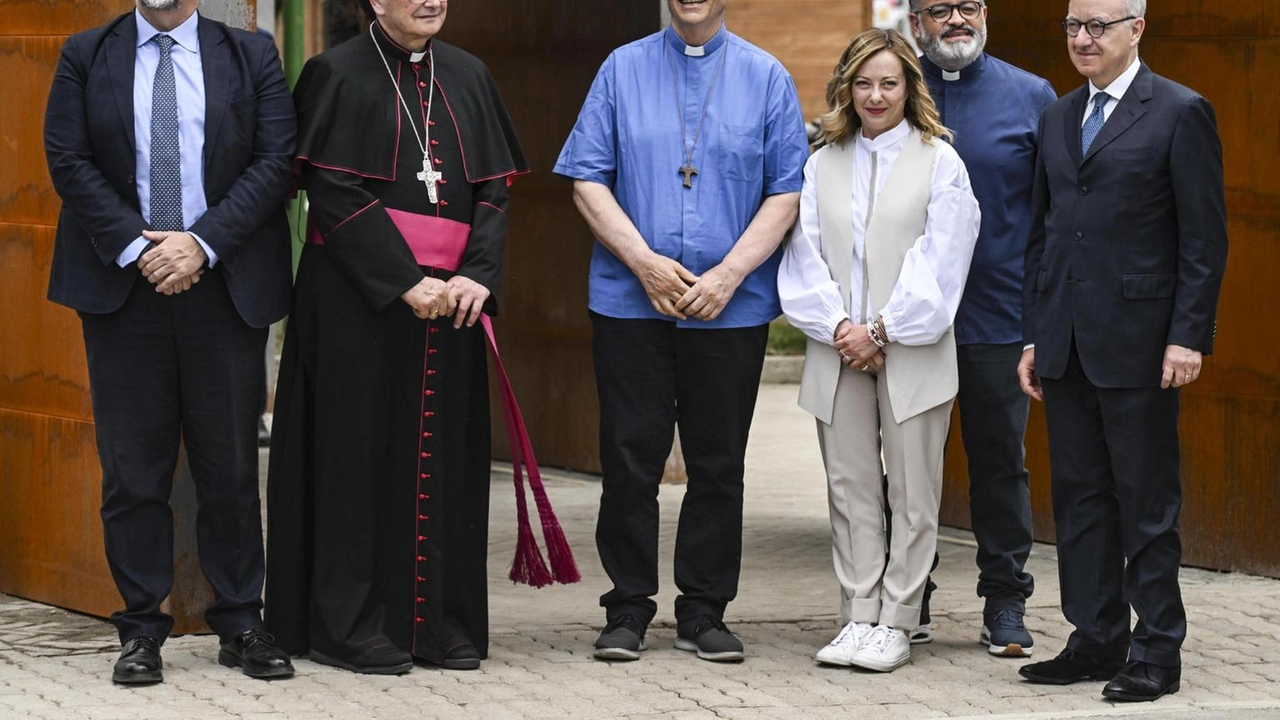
[918,23,987,72]
[138,0,182,11]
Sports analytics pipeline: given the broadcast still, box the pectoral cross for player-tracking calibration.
[679,164,698,189]
[417,158,443,204]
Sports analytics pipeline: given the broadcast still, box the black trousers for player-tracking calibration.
[80,271,267,644]
[956,343,1035,611]
[591,312,768,626]
[1040,345,1185,668]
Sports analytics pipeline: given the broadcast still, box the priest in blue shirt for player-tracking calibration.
[909,0,1056,657]
[554,0,808,664]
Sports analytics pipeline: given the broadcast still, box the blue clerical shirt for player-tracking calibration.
[554,26,809,329]
[923,54,1056,345]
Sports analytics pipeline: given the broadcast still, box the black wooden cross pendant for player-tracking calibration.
[679,164,698,189]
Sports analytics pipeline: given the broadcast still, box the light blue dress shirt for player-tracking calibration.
[554,26,809,329]
[117,10,216,268]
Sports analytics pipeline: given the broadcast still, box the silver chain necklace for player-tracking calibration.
[371,23,441,204]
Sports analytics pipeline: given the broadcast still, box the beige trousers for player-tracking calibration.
[817,363,953,631]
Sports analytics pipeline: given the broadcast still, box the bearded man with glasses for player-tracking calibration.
[908,0,1057,660]
[1017,0,1227,703]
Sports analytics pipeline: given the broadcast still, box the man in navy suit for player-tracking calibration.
[1016,0,1227,703]
[44,0,296,684]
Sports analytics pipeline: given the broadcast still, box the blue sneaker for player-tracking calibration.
[980,608,1034,657]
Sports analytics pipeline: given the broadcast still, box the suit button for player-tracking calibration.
[1074,231,1084,240]
[1079,186,1088,195]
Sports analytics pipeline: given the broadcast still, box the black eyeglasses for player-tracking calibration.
[1062,16,1136,38]
[917,2,984,23]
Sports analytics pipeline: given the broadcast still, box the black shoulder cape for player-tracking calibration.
[292,24,528,187]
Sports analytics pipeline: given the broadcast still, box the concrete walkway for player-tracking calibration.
[3,385,1280,719]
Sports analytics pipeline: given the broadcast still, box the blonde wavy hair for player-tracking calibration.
[819,28,952,147]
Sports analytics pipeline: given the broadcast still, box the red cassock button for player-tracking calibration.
[418,494,428,500]
[434,158,443,165]
[421,452,428,458]
[439,200,449,207]
[416,556,427,562]
[430,139,439,146]
[428,349,438,355]
[417,597,425,603]
[418,515,427,520]
[420,473,427,479]
[425,390,436,396]
[428,120,436,126]
[418,535,427,541]
[417,576,426,582]
[418,81,426,88]
[427,370,437,376]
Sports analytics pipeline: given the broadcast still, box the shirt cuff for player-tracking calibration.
[189,232,218,267]
[824,314,850,346]
[116,237,150,267]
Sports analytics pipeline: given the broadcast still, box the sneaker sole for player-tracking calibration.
[979,627,1034,658]
[593,640,647,662]
[909,630,933,645]
[308,650,412,675]
[1102,681,1180,702]
[848,654,910,673]
[217,650,296,679]
[815,649,854,667]
[674,638,744,662]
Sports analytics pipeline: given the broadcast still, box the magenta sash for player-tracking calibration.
[307,207,579,587]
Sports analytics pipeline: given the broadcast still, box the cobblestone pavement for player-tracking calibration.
[3,385,1280,719]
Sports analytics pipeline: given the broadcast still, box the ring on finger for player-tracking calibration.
[861,364,870,371]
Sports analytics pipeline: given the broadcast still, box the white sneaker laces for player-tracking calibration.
[865,626,900,653]
[830,622,860,648]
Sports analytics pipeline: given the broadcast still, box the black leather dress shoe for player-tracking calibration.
[113,636,163,685]
[1019,649,1124,685]
[1102,661,1180,702]
[218,629,295,679]
[439,640,482,671]
[310,636,413,675]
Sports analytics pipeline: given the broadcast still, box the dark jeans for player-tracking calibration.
[591,312,768,627]
[81,271,267,643]
[956,343,1035,612]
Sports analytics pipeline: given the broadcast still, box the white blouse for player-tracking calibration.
[778,120,981,347]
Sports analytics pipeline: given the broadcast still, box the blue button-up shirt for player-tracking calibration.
[923,54,1056,345]
[554,26,809,329]
[118,10,216,267]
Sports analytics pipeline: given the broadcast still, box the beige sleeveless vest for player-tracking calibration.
[797,129,958,425]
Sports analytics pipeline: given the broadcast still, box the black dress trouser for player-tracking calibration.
[591,312,768,627]
[80,271,267,644]
[1040,344,1186,668]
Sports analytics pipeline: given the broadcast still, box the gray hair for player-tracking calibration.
[1125,0,1147,17]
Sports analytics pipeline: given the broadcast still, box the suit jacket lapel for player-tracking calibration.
[199,14,230,175]
[1062,86,1087,169]
[1082,62,1152,165]
[106,16,138,155]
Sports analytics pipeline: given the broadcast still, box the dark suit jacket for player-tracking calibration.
[1023,61,1227,388]
[44,12,297,329]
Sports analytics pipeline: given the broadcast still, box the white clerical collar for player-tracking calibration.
[942,69,961,82]
[409,50,427,63]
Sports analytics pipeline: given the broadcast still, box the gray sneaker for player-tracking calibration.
[594,615,647,661]
[675,615,744,662]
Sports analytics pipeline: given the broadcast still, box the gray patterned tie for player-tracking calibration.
[1081,91,1110,156]
[150,34,183,232]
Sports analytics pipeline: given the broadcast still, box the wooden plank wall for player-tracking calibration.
[939,1,1280,577]
[730,0,872,122]
[0,0,254,629]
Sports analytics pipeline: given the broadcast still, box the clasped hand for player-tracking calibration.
[834,319,884,372]
[138,230,206,295]
[636,252,741,322]
[401,275,490,328]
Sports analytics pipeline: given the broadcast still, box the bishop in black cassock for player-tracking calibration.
[264,3,572,675]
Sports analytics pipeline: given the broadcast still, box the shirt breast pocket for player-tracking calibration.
[715,123,764,182]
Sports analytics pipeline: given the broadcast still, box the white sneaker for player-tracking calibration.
[815,621,873,666]
[849,625,911,672]
[910,623,933,645]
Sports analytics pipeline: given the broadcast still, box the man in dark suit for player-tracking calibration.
[44,0,296,684]
[1016,0,1227,703]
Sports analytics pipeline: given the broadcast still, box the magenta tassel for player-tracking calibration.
[509,521,553,588]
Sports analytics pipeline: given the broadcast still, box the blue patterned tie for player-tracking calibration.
[150,34,184,232]
[1081,91,1110,156]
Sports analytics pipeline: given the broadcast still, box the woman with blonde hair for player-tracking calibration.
[778,28,980,672]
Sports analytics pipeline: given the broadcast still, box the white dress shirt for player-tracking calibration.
[779,120,981,347]
[117,10,216,268]
[1082,55,1141,127]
